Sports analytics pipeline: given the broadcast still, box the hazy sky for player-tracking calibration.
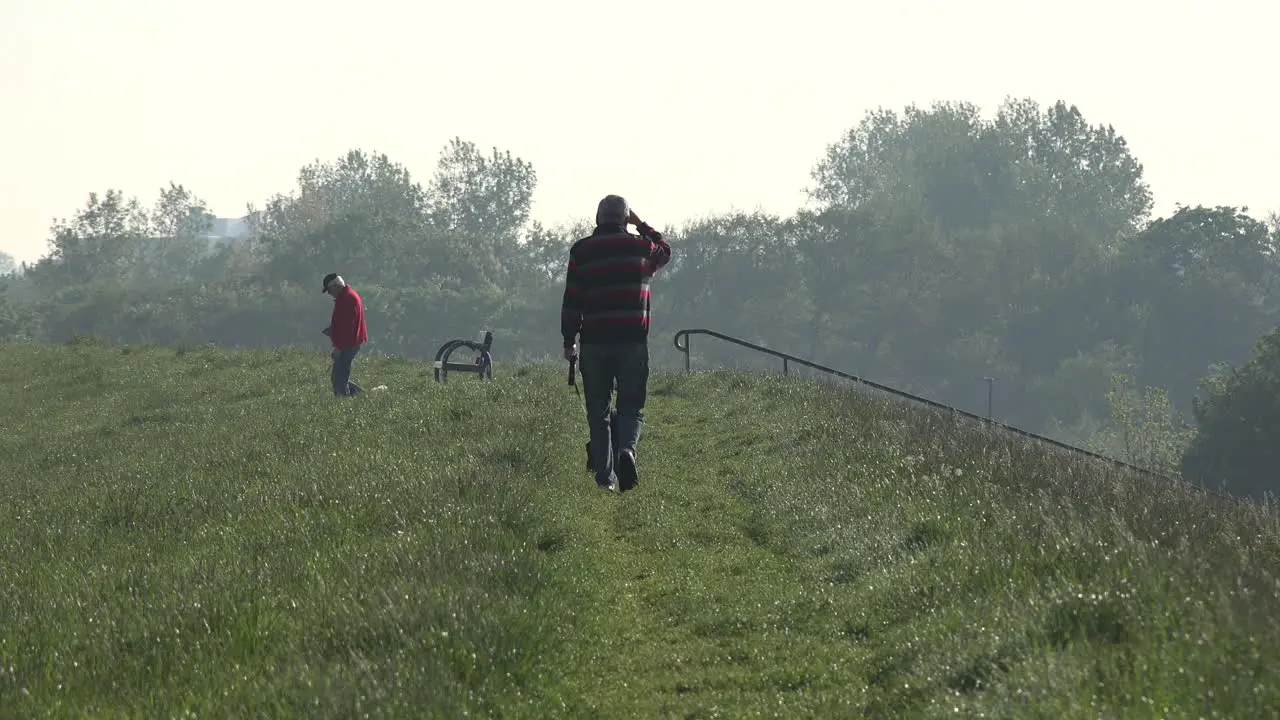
[1,0,1276,265]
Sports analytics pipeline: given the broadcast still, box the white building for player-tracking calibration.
[194,210,257,253]
[208,216,252,239]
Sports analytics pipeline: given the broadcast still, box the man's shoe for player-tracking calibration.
[616,449,639,492]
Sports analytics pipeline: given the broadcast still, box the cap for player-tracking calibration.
[322,273,344,293]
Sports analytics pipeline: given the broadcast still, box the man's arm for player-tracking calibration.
[560,250,584,351]
[630,211,672,271]
[647,231,672,271]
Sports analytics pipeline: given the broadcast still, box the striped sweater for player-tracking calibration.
[561,221,673,347]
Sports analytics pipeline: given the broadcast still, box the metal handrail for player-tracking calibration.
[672,327,1225,494]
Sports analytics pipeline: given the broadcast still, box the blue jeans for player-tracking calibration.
[579,342,648,486]
[331,344,364,396]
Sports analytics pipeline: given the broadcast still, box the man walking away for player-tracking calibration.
[322,272,368,397]
[562,195,672,492]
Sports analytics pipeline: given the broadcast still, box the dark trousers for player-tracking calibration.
[331,344,364,396]
[579,342,648,486]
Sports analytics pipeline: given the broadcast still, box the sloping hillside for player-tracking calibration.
[1,341,1277,718]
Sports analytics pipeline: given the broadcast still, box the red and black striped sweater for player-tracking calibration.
[560,221,673,348]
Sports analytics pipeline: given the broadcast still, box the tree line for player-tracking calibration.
[2,97,1277,499]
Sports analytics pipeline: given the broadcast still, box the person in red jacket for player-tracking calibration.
[321,272,368,396]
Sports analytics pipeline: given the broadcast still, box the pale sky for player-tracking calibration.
[1,0,1276,265]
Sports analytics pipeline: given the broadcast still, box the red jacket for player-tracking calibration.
[330,285,368,349]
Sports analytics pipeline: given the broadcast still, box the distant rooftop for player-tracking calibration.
[186,207,254,241]
[207,215,251,239]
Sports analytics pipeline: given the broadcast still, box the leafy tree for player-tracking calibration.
[426,137,537,242]
[807,98,1153,243]
[807,102,995,231]
[28,189,150,291]
[991,98,1153,246]
[1029,341,1138,435]
[803,97,1155,421]
[0,293,37,340]
[425,138,538,287]
[788,202,944,376]
[1085,373,1195,476]
[516,219,591,284]
[653,211,806,367]
[0,251,15,276]
[1181,327,1280,500]
[254,149,431,287]
[135,182,218,283]
[1113,205,1280,408]
[150,182,214,239]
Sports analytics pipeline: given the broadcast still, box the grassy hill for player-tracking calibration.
[2,340,1277,718]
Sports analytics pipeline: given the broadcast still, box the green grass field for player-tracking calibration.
[2,340,1278,718]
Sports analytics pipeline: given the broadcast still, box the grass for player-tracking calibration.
[1,340,1277,718]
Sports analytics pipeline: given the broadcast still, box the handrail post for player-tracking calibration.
[684,336,691,373]
[673,330,692,373]
[783,357,789,376]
